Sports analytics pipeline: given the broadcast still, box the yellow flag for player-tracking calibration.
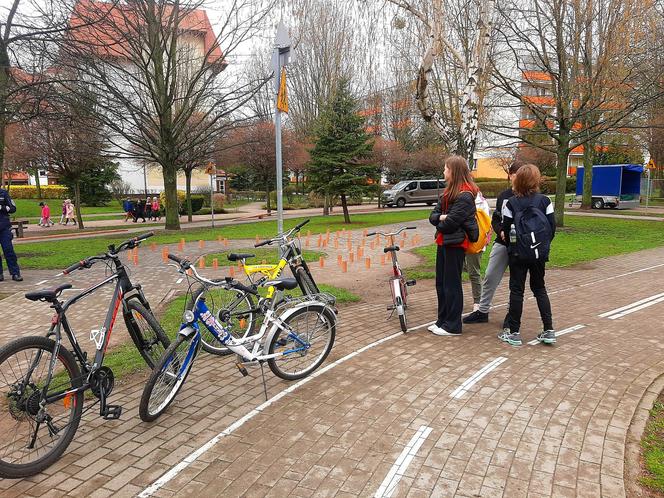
[277,67,288,113]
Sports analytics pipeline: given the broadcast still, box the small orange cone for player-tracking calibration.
[347,240,352,251]
[363,228,367,237]
[337,254,342,266]
[365,257,371,269]
[381,254,386,266]
[161,248,168,262]
[358,247,363,258]
[341,261,347,273]
[334,239,339,249]
[239,318,247,329]
[213,258,219,269]
[224,238,229,247]
[199,258,206,269]
[306,238,311,248]
[230,266,235,277]
[133,248,139,266]
[349,252,354,263]
[319,256,324,268]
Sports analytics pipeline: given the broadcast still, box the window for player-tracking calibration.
[419,181,438,190]
[403,182,417,191]
[39,170,47,177]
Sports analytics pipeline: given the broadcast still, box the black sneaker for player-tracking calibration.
[497,328,522,346]
[463,311,489,324]
[11,274,23,282]
[537,330,556,345]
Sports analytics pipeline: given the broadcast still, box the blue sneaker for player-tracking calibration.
[497,328,522,346]
[537,330,556,345]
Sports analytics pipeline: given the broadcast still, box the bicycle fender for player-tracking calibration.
[178,325,198,338]
[263,301,329,349]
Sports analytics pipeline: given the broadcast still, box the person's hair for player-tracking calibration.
[443,155,478,202]
[508,160,525,175]
[39,202,44,206]
[512,163,541,197]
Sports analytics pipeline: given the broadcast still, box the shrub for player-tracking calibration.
[566,176,577,193]
[476,181,510,197]
[188,195,205,214]
[212,193,225,210]
[8,185,68,199]
[159,190,186,214]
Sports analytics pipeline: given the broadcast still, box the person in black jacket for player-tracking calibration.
[0,188,22,281]
[428,155,479,336]
[464,161,524,326]
[499,164,556,346]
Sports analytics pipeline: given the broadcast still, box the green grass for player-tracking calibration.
[407,216,664,280]
[641,398,664,493]
[15,209,430,269]
[13,199,123,218]
[202,248,325,265]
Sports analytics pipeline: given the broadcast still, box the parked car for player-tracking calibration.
[382,179,446,207]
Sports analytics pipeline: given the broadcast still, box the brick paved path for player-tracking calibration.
[0,224,663,497]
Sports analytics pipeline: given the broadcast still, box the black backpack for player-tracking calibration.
[508,195,552,261]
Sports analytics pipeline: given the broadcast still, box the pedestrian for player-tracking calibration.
[0,187,23,281]
[427,155,479,336]
[65,199,76,225]
[463,161,524,326]
[145,197,152,221]
[123,198,132,222]
[59,200,67,225]
[463,190,490,313]
[38,201,54,227]
[151,197,160,221]
[134,198,146,223]
[498,163,556,346]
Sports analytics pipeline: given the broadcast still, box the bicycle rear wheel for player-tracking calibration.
[267,305,336,380]
[187,280,256,356]
[139,334,199,422]
[0,336,83,478]
[124,299,170,368]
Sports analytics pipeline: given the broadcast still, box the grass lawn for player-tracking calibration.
[15,209,430,269]
[13,199,123,218]
[407,216,664,280]
[641,396,664,493]
[202,248,325,265]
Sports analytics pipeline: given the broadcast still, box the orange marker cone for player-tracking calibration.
[230,266,235,277]
[198,240,204,249]
[199,258,206,269]
[319,256,325,268]
[365,257,371,269]
[239,318,246,329]
[179,238,185,251]
[162,248,168,262]
[213,258,219,269]
[341,261,347,273]
[133,249,138,266]
[349,252,354,263]
[381,254,386,266]
[334,240,339,249]
[347,240,352,251]
[306,238,311,248]
[337,254,342,266]
[363,228,367,237]
[358,247,363,258]
[224,238,229,247]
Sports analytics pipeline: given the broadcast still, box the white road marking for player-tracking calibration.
[35,279,49,286]
[176,278,183,284]
[374,425,433,498]
[605,295,664,320]
[139,330,404,498]
[449,357,507,399]
[526,324,586,345]
[599,293,664,319]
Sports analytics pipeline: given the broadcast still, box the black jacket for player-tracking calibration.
[492,188,513,246]
[429,191,478,246]
[0,188,17,230]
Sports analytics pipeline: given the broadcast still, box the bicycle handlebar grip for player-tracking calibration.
[407,226,417,230]
[63,260,85,275]
[136,232,154,241]
[254,239,271,248]
[366,232,376,237]
[167,253,184,264]
[295,219,310,230]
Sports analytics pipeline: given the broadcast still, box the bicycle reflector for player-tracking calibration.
[63,393,74,409]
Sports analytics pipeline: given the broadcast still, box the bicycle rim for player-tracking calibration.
[125,300,169,368]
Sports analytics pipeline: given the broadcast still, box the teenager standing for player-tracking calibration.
[428,155,479,336]
[0,188,22,281]
[499,164,556,346]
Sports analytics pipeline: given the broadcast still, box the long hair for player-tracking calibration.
[443,155,479,202]
[512,164,541,197]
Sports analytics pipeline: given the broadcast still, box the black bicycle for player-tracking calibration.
[0,232,169,478]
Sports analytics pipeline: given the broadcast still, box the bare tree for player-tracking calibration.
[60,0,273,229]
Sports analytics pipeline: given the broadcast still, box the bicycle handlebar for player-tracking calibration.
[62,232,155,275]
[254,239,272,248]
[254,219,311,248]
[365,226,417,238]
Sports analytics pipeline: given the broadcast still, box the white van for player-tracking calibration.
[382,179,446,207]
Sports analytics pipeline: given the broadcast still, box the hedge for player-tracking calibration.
[8,185,69,199]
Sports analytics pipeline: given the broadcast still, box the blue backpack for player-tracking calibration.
[509,195,552,261]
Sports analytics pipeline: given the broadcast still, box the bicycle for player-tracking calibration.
[190,219,326,356]
[366,226,417,332]
[138,253,337,422]
[0,232,170,478]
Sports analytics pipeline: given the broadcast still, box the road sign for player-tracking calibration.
[647,159,656,170]
[204,162,215,175]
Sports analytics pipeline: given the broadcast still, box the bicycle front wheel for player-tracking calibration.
[187,280,256,356]
[294,266,320,296]
[139,334,199,422]
[267,305,336,381]
[0,336,84,478]
[124,299,170,368]
[396,295,408,333]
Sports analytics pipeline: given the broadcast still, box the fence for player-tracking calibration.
[641,177,664,209]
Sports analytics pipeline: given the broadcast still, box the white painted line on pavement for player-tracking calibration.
[35,279,48,286]
[599,293,664,319]
[176,278,183,284]
[606,295,664,320]
[526,324,585,345]
[374,425,433,498]
[449,357,507,399]
[139,330,404,498]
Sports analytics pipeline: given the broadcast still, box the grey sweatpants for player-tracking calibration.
[478,242,509,313]
[463,252,483,304]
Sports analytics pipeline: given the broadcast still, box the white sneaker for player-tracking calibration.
[430,325,461,336]
[472,303,481,312]
[427,323,438,332]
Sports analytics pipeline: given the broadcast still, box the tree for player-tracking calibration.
[61,0,271,230]
[61,161,119,206]
[308,79,377,223]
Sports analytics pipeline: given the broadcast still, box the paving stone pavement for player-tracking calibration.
[0,223,663,497]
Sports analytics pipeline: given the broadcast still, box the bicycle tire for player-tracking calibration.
[124,299,170,368]
[267,305,336,381]
[0,336,84,478]
[294,266,319,296]
[396,295,408,333]
[186,279,256,356]
[139,334,199,422]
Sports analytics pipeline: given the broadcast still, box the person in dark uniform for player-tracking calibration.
[0,188,22,281]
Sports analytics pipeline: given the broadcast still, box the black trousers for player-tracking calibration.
[506,258,553,333]
[435,245,465,332]
[0,226,20,275]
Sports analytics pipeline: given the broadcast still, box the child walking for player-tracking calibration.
[499,164,556,346]
[38,202,54,227]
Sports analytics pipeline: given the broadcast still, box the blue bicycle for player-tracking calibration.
[138,254,337,422]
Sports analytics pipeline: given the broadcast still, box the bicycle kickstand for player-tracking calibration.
[259,363,268,402]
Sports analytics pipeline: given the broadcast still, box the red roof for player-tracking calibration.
[69,0,224,66]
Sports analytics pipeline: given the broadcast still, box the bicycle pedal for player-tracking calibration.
[236,363,249,377]
[102,405,122,420]
[406,280,417,286]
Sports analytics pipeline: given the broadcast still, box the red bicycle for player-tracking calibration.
[366,226,417,332]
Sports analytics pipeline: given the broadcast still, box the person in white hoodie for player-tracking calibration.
[463,189,490,312]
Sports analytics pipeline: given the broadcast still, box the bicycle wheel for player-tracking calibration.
[124,299,170,368]
[267,305,336,381]
[0,336,83,478]
[139,334,199,422]
[294,266,319,296]
[396,295,408,333]
[187,280,256,356]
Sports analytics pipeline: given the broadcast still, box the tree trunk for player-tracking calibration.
[581,141,594,209]
[323,193,329,216]
[554,137,570,227]
[0,118,5,190]
[33,165,42,199]
[340,194,350,223]
[74,181,85,230]
[185,169,193,222]
[162,165,180,230]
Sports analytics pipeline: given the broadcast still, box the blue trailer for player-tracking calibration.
[575,164,644,209]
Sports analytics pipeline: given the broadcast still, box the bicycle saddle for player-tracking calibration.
[227,253,255,262]
[25,284,73,302]
[262,278,298,291]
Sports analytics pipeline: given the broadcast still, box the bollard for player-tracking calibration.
[347,239,352,251]
[230,266,235,277]
[349,252,354,263]
[150,242,156,251]
[358,247,363,258]
[198,240,205,249]
[337,254,342,266]
[162,247,168,262]
[381,254,386,266]
[341,261,347,273]
[224,238,229,247]
[365,257,371,269]
[319,256,325,268]
[213,258,219,269]
[334,239,339,249]
[199,258,206,269]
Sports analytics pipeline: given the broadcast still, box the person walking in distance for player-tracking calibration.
[498,164,556,346]
[464,161,524,326]
[0,187,23,281]
[39,201,54,227]
[427,155,479,336]
[151,196,160,221]
[64,199,76,225]
[145,197,152,221]
[59,200,67,224]
[134,198,146,222]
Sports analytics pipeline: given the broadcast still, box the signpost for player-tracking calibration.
[205,162,216,227]
[273,22,292,235]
